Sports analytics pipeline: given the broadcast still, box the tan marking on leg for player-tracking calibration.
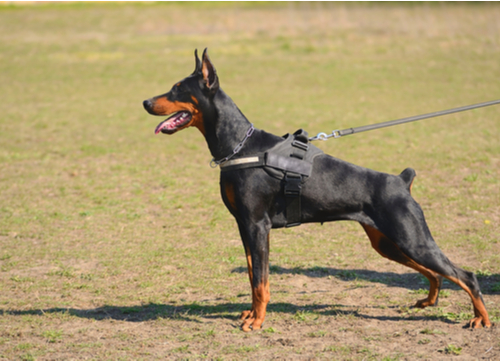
[242,281,270,332]
[362,224,441,307]
[446,276,491,328]
[362,224,491,327]
[240,245,254,322]
[241,235,271,331]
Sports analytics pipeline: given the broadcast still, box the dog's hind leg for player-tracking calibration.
[441,269,491,328]
[236,219,271,332]
[361,223,491,328]
[362,224,443,307]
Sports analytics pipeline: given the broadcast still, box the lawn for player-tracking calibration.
[0,2,499,359]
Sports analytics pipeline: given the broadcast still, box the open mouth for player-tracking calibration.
[154,111,192,134]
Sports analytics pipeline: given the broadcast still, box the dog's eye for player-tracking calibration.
[172,84,186,94]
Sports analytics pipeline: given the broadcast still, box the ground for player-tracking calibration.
[0,2,499,360]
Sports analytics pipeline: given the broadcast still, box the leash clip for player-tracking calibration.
[310,130,341,141]
[316,132,329,141]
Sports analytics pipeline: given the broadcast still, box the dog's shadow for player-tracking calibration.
[0,302,451,325]
[3,268,498,325]
[234,265,500,294]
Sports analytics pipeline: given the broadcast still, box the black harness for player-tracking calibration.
[220,129,324,227]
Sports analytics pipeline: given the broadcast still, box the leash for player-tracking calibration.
[309,99,500,141]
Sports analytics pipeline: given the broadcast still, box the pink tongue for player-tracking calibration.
[154,112,189,134]
[155,120,169,134]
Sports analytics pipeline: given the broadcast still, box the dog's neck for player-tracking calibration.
[202,89,254,161]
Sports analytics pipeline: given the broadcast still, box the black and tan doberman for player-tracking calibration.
[143,49,491,331]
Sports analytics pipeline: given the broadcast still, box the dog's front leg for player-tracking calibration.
[237,220,271,332]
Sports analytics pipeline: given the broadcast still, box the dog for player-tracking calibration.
[143,49,491,331]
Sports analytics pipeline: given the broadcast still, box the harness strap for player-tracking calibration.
[220,152,313,176]
[283,129,309,227]
[284,173,302,227]
[219,155,264,170]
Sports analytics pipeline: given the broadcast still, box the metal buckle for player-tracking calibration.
[331,129,341,138]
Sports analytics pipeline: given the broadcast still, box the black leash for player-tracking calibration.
[309,99,500,141]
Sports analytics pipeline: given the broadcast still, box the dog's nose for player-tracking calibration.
[143,99,152,110]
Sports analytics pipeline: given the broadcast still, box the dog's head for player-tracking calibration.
[143,48,219,135]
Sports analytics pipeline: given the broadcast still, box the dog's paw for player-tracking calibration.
[239,309,264,332]
[414,298,434,308]
[239,310,253,321]
[241,318,263,332]
[469,316,492,329]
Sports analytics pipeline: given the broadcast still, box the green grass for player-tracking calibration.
[442,344,463,355]
[41,330,63,343]
[0,2,499,359]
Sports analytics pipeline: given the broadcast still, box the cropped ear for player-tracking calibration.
[201,48,219,94]
[193,49,202,75]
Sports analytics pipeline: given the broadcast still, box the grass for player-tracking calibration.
[442,344,463,355]
[41,330,63,344]
[0,1,499,359]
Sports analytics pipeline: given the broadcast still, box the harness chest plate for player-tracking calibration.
[220,129,324,227]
